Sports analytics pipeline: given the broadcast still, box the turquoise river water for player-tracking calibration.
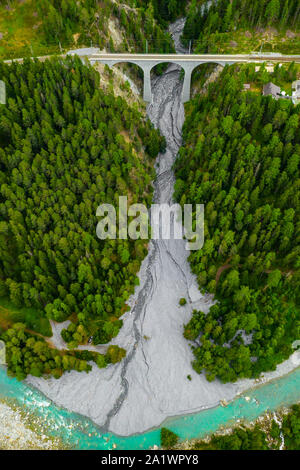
[0,365,299,449]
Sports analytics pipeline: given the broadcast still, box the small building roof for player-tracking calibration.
[263,82,281,99]
[292,80,300,92]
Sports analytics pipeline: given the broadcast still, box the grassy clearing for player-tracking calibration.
[0,297,52,337]
[0,0,68,60]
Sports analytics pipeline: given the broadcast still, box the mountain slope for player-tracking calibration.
[182,0,300,54]
[0,0,174,60]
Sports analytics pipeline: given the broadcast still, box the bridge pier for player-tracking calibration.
[181,69,192,103]
[142,65,153,103]
[180,64,198,103]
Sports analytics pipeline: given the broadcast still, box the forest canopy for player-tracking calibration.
[0,56,164,358]
[136,0,188,25]
[1,322,126,380]
[34,0,175,53]
[182,0,300,52]
[0,0,176,60]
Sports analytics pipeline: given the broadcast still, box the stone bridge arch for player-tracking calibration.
[89,58,235,103]
[90,58,156,102]
[185,61,234,101]
[176,61,236,102]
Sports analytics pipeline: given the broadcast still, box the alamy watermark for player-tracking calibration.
[96,197,204,251]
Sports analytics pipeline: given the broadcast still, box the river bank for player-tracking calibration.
[175,406,293,450]
[1,365,300,449]
[0,399,66,450]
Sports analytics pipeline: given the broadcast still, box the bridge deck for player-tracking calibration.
[89,53,300,63]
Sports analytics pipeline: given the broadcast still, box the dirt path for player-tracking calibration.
[215,259,232,284]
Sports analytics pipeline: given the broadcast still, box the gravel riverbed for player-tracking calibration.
[0,400,65,450]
